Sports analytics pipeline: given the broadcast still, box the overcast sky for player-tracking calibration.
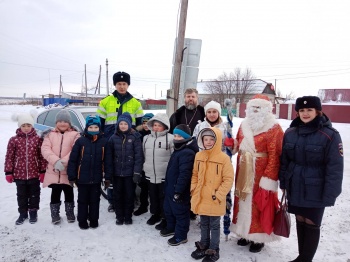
[1,0,350,99]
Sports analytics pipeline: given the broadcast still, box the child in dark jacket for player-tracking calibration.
[4,111,47,225]
[105,112,144,225]
[162,124,199,246]
[67,115,108,229]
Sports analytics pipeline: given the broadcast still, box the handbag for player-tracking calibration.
[273,191,291,238]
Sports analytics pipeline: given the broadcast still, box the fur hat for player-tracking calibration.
[113,71,130,86]
[85,115,101,128]
[117,112,132,129]
[204,101,221,115]
[173,124,191,139]
[142,113,154,122]
[246,94,273,113]
[55,110,72,125]
[295,96,322,111]
[12,110,37,127]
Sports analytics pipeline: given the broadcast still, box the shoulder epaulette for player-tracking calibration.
[326,126,339,133]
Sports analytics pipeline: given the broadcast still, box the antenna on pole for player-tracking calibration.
[106,58,109,95]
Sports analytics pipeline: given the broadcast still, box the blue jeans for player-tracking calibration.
[200,215,221,250]
[107,188,113,205]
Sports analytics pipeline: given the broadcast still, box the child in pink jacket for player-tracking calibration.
[41,110,80,224]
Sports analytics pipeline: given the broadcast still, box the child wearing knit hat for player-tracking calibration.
[41,109,80,225]
[162,124,199,246]
[5,111,47,225]
[105,112,144,225]
[67,115,108,229]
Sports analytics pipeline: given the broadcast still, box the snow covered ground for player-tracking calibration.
[0,105,349,262]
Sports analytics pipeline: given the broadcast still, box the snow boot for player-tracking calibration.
[237,238,251,246]
[160,228,175,237]
[155,219,167,230]
[146,214,161,225]
[15,212,28,225]
[249,242,264,253]
[90,220,99,228]
[79,221,89,230]
[167,236,188,246]
[28,209,38,224]
[300,224,320,262]
[50,202,61,224]
[191,241,208,260]
[133,206,148,216]
[202,249,220,262]
[107,204,115,213]
[65,202,76,223]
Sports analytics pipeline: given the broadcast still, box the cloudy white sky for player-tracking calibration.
[1,0,350,99]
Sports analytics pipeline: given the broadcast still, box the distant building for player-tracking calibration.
[318,89,350,103]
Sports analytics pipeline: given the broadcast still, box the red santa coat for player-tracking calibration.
[231,118,284,243]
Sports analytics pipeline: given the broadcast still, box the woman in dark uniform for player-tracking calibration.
[279,96,343,262]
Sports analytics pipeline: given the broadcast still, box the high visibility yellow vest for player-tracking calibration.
[97,94,143,126]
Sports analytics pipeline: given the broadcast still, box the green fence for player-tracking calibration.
[221,108,236,117]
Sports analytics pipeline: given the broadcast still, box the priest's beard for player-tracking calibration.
[185,101,197,110]
[246,106,270,132]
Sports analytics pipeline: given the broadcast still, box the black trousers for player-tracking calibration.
[77,183,101,222]
[138,172,149,208]
[148,181,164,217]
[15,179,40,213]
[113,176,135,220]
[49,184,74,204]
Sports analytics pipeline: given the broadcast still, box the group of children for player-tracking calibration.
[5,108,234,262]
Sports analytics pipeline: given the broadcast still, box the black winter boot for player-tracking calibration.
[147,214,161,225]
[155,219,167,230]
[191,241,208,260]
[300,224,320,262]
[28,209,38,224]
[15,212,28,225]
[65,202,76,223]
[50,203,61,224]
[133,206,148,216]
[289,220,306,262]
[202,249,220,262]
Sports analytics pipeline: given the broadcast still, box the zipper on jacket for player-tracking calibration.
[26,133,29,180]
[121,134,126,176]
[152,132,157,183]
[58,133,64,184]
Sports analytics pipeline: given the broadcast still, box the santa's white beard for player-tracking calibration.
[246,107,270,132]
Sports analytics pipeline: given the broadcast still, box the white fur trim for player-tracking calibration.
[231,192,253,237]
[259,176,278,191]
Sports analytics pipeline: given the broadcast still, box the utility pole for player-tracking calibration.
[85,64,87,97]
[106,58,109,95]
[172,0,188,112]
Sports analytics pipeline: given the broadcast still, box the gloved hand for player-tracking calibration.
[224,137,235,148]
[173,193,183,203]
[133,173,142,184]
[6,175,14,183]
[54,160,65,172]
[69,180,76,187]
[104,180,111,190]
[39,173,45,183]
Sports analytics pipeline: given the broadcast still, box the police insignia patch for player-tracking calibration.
[339,143,343,157]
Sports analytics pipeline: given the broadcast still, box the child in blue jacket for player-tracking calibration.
[105,112,144,225]
[162,124,199,246]
[67,115,108,229]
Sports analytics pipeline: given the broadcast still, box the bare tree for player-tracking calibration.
[204,68,257,106]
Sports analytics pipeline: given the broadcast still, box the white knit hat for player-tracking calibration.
[204,101,221,115]
[11,110,37,127]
